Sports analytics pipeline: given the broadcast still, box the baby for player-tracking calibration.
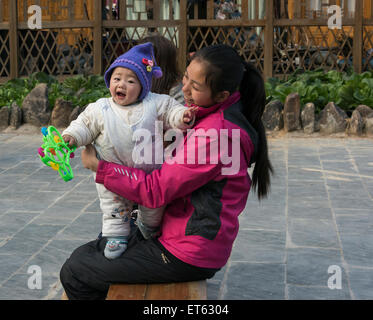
[63,42,196,259]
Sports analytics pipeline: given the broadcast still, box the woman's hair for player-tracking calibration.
[192,44,273,199]
[139,34,182,94]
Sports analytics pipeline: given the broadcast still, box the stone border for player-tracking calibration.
[263,93,373,137]
[1,85,373,137]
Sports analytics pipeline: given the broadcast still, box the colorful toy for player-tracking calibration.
[38,126,76,182]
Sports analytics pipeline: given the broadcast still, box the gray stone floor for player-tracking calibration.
[0,132,373,300]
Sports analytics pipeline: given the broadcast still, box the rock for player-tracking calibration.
[346,109,363,136]
[319,102,348,134]
[68,105,83,124]
[355,105,373,134]
[283,93,301,132]
[262,100,283,131]
[50,98,73,128]
[0,106,9,128]
[301,102,315,134]
[366,116,373,136]
[9,102,22,129]
[22,83,51,126]
[312,51,337,66]
[355,105,373,118]
[314,112,322,132]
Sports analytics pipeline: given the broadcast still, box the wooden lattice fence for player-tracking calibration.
[1,0,373,83]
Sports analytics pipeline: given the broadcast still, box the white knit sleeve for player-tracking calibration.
[62,102,103,147]
[155,93,194,131]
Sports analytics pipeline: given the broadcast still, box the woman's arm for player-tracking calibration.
[83,133,223,209]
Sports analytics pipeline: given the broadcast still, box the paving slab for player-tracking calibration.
[0,132,372,300]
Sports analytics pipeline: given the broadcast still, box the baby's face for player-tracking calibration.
[109,67,142,106]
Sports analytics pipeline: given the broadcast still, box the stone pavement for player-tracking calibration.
[0,132,373,300]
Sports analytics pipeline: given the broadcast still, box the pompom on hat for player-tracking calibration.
[104,42,163,101]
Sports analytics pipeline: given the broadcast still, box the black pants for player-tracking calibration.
[60,228,219,300]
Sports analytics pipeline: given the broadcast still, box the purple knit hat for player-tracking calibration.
[104,42,163,101]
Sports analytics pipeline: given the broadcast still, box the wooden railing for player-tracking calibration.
[0,0,372,83]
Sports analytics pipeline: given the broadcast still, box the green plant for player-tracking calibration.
[60,74,110,107]
[265,69,373,114]
[0,72,110,110]
[0,78,32,107]
[336,72,373,109]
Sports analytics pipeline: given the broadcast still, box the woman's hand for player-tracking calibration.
[81,144,99,172]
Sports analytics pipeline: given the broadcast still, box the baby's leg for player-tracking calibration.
[136,205,165,239]
[96,183,133,259]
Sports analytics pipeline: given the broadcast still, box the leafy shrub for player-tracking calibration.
[5,69,372,115]
[0,72,110,109]
[50,74,110,108]
[265,69,373,114]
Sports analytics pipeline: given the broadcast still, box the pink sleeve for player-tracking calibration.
[95,134,223,209]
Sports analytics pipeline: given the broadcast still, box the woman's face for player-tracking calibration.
[182,59,215,108]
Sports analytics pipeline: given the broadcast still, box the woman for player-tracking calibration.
[60,44,273,300]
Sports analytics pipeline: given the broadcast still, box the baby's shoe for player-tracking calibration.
[104,236,128,259]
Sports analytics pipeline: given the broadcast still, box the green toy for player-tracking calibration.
[38,126,76,182]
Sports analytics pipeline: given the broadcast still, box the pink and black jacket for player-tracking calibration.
[95,92,258,269]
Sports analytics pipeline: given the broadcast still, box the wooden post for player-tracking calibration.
[68,0,75,21]
[9,0,18,79]
[264,0,274,80]
[179,0,188,73]
[206,0,214,19]
[119,0,126,20]
[153,0,160,21]
[353,0,363,73]
[241,0,248,21]
[93,0,103,75]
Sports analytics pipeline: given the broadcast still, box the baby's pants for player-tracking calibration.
[96,183,165,238]
[96,183,133,237]
[137,204,165,229]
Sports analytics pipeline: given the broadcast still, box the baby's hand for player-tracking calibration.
[63,134,77,148]
[183,106,199,124]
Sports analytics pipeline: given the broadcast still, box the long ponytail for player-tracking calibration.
[240,61,273,200]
